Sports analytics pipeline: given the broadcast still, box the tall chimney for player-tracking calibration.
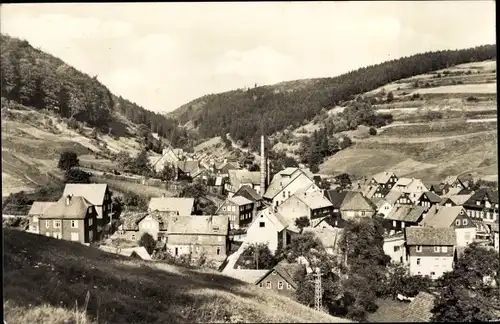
[65,195,71,206]
[267,158,271,186]
[260,135,266,195]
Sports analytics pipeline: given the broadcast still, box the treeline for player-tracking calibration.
[173,44,496,151]
[0,34,188,147]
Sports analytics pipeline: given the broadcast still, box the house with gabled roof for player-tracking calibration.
[232,185,264,210]
[422,206,476,247]
[340,191,376,221]
[393,178,428,203]
[177,160,204,181]
[277,190,334,228]
[384,205,427,233]
[440,194,473,207]
[369,171,399,198]
[62,183,112,228]
[117,211,174,242]
[462,188,499,223]
[166,215,229,261]
[34,195,98,244]
[215,196,255,229]
[226,170,262,195]
[27,202,55,234]
[430,183,450,196]
[443,174,473,191]
[385,188,413,206]
[255,260,305,298]
[215,161,239,176]
[383,232,408,264]
[206,175,226,196]
[148,147,182,174]
[405,227,456,279]
[148,196,195,216]
[263,167,318,208]
[244,207,291,254]
[324,189,348,217]
[371,197,393,217]
[416,191,442,208]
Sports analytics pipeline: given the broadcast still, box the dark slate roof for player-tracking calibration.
[385,205,427,223]
[121,212,148,231]
[420,191,442,203]
[255,260,305,289]
[399,292,436,322]
[234,185,262,201]
[405,227,456,246]
[324,190,348,208]
[463,188,499,207]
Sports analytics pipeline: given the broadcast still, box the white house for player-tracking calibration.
[263,168,318,208]
[277,190,334,227]
[244,207,290,254]
[383,233,408,264]
[393,178,428,203]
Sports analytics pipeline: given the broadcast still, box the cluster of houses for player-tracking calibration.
[23,139,498,299]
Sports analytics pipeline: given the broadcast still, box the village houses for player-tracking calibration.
[225,170,262,195]
[383,232,407,264]
[62,183,112,230]
[393,177,428,203]
[148,146,182,174]
[31,195,98,244]
[27,201,55,233]
[244,207,292,255]
[263,167,318,208]
[166,215,229,261]
[422,205,477,247]
[369,171,399,198]
[416,191,442,208]
[117,211,174,242]
[383,205,427,234]
[405,227,456,280]
[215,195,255,230]
[277,190,334,227]
[254,260,305,298]
[232,185,264,210]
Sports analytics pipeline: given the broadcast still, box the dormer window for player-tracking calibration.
[476,201,481,206]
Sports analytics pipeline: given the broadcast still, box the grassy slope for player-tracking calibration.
[3,229,348,323]
[318,60,498,182]
[1,107,143,197]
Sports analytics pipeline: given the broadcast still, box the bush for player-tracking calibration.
[369,127,377,136]
[425,111,444,121]
[139,233,156,255]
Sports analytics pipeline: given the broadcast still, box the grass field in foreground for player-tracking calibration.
[3,229,348,323]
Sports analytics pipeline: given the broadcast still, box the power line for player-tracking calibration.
[314,267,322,312]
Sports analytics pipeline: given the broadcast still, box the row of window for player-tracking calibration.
[416,257,449,265]
[259,281,292,290]
[222,204,253,213]
[415,245,448,253]
[467,209,498,221]
[455,219,468,226]
[45,220,81,229]
[45,231,81,241]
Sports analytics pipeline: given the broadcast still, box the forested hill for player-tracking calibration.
[0,34,189,148]
[170,44,496,152]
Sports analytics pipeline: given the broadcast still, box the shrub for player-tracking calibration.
[369,127,377,136]
[466,96,479,102]
[139,233,156,255]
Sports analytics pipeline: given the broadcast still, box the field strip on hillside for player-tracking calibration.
[409,82,497,94]
[359,130,497,144]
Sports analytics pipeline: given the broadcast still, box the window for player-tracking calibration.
[462,219,468,226]
[53,232,61,239]
[131,234,136,241]
[175,247,179,256]
[287,283,292,289]
[416,258,421,265]
[282,191,285,198]
[45,232,50,236]
[71,220,78,229]
[394,246,400,252]
[218,236,222,242]
[272,270,277,275]
[416,245,422,252]
[46,220,50,228]
[442,246,448,253]
[476,201,481,206]
[259,282,263,288]
[88,218,93,226]
[266,281,272,289]
[71,232,79,241]
[430,271,435,276]
[434,246,440,252]
[217,248,220,255]
[455,219,461,226]
[259,222,265,228]
[278,281,283,289]
[53,220,61,228]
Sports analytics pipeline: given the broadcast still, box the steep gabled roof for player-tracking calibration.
[121,212,148,231]
[40,196,93,219]
[463,188,499,207]
[399,292,436,322]
[148,197,195,216]
[295,191,333,210]
[405,227,456,246]
[233,185,262,202]
[340,191,375,211]
[385,205,427,223]
[229,170,261,187]
[324,190,348,208]
[441,194,472,206]
[255,260,305,289]
[136,211,175,230]
[419,191,442,203]
[251,207,288,232]
[423,206,469,228]
[28,201,55,215]
[229,196,253,206]
[385,189,406,205]
[62,183,108,206]
[264,169,314,199]
[372,171,396,184]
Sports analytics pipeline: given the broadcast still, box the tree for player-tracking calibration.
[139,232,156,255]
[386,91,394,102]
[382,263,433,300]
[339,136,353,150]
[65,168,91,184]
[160,163,176,181]
[431,245,500,322]
[235,243,277,270]
[295,216,311,234]
[179,183,207,200]
[58,150,79,171]
[369,127,377,136]
[133,150,152,176]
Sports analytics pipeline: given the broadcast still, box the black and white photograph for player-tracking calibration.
[1,1,498,323]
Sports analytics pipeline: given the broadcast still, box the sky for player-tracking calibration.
[0,2,496,113]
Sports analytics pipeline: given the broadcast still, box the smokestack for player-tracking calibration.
[267,158,271,186]
[260,135,266,195]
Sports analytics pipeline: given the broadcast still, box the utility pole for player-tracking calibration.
[314,267,322,312]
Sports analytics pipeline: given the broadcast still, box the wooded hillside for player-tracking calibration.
[172,45,496,151]
[0,34,188,147]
